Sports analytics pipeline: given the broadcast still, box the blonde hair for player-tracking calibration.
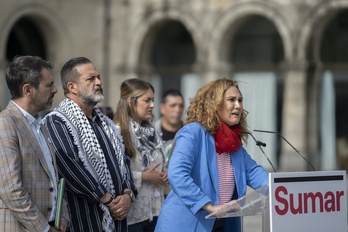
[114,78,154,159]
[185,78,250,143]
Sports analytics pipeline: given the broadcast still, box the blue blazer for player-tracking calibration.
[155,122,269,232]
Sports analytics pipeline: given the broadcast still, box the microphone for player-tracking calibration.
[256,140,267,147]
[253,129,316,171]
[240,131,276,172]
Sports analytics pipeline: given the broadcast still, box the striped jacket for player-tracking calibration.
[44,109,136,232]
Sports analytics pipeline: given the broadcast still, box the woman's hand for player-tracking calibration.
[203,201,240,214]
[142,162,163,187]
[203,203,224,214]
[161,169,169,184]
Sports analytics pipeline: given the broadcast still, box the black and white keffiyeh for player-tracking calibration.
[129,118,164,171]
[44,98,126,232]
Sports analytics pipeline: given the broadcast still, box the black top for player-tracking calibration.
[161,125,177,142]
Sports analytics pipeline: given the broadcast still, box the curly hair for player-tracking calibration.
[114,78,154,159]
[184,78,250,143]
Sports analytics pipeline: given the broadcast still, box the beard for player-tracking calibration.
[79,86,104,105]
[44,95,55,110]
[32,91,55,113]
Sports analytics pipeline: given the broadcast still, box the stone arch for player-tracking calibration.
[297,1,348,171]
[297,0,348,61]
[6,16,47,60]
[139,20,196,71]
[208,0,292,67]
[125,7,203,73]
[0,3,73,107]
[0,3,72,65]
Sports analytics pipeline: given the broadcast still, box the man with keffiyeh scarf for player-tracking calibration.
[43,57,137,232]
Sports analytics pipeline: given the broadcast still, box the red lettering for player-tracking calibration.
[336,191,344,211]
[290,193,302,214]
[303,192,324,213]
[324,191,335,212]
[275,186,288,215]
[274,187,344,215]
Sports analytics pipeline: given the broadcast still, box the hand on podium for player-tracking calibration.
[203,200,241,215]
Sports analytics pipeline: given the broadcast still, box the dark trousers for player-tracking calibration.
[212,218,225,232]
[128,217,158,232]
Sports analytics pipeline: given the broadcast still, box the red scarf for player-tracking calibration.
[215,120,243,154]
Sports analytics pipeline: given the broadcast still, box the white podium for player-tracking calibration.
[206,171,347,232]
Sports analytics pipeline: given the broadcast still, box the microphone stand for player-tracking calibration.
[253,129,316,171]
[240,131,276,172]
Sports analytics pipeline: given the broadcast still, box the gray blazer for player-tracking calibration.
[0,101,69,232]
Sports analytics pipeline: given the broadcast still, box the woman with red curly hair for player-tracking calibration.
[155,78,269,232]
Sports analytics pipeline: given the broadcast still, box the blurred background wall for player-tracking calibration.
[1,0,348,172]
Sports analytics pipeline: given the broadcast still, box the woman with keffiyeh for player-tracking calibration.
[114,78,168,232]
[155,78,269,232]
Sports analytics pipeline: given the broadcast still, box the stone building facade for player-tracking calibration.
[1,0,348,172]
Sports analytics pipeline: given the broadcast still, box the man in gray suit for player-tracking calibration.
[0,56,69,232]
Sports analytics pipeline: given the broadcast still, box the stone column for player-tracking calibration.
[306,62,322,169]
[279,61,308,171]
[0,58,9,110]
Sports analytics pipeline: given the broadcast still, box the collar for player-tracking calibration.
[11,100,42,127]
